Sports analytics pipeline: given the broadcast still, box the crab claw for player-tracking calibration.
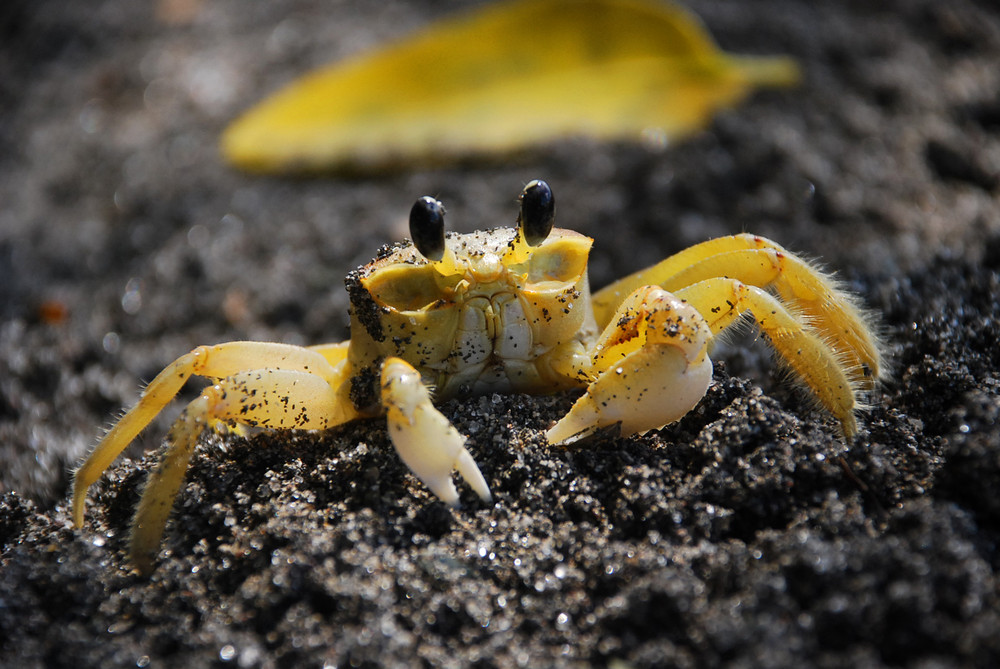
[381,357,492,505]
[546,286,714,445]
[546,343,713,445]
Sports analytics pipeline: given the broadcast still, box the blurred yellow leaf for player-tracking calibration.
[221,0,799,174]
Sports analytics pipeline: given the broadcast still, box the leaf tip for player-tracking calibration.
[731,54,802,90]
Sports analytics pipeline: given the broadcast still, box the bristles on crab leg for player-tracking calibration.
[676,277,859,438]
[128,366,350,573]
[129,398,204,575]
[590,233,884,388]
[71,342,350,529]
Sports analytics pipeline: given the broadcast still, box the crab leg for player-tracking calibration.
[546,286,714,444]
[380,357,492,506]
[676,277,859,437]
[591,233,883,387]
[127,366,357,573]
[72,341,351,528]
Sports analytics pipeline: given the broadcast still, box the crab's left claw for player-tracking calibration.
[381,358,492,505]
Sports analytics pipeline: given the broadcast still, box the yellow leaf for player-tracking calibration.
[221,0,800,174]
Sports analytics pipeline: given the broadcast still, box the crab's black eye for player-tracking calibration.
[409,196,446,261]
[518,179,555,246]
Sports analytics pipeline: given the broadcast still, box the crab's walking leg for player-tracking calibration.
[591,233,884,387]
[72,342,350,527]
[130,366,355,573]
[380,357,491,506]
[546,286,714,444]
[676,277,859,437]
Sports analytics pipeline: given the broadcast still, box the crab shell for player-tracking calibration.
[344,227,599,411]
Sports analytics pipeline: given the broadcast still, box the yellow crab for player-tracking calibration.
[72,180,884,573]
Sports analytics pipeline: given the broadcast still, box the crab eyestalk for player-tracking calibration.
[410,195,459,274]
[520,179,555,245]
[506,179,555,264]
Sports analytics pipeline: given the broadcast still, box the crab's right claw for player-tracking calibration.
[546,286,714,445]
[381,358,492,505]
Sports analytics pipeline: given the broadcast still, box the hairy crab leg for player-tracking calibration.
[590,233,884,387]
[546,286,713,444]
[72,341,349,528]
[676,277,859,438]
[129,367,356,573]
[380,357,492,506]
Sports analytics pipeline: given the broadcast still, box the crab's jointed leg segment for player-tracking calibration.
[71,341,361,570]
[591,233,884,388]
[72,341,352,527]
[546,286,714,444]
[676,278,859,437]
[129,398,201,575]
[380,357,492,506]
[128,365,357,573]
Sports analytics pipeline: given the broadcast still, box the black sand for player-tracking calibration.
[2,1,999,666]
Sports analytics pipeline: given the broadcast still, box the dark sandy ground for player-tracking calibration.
[2,0,1000,666]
